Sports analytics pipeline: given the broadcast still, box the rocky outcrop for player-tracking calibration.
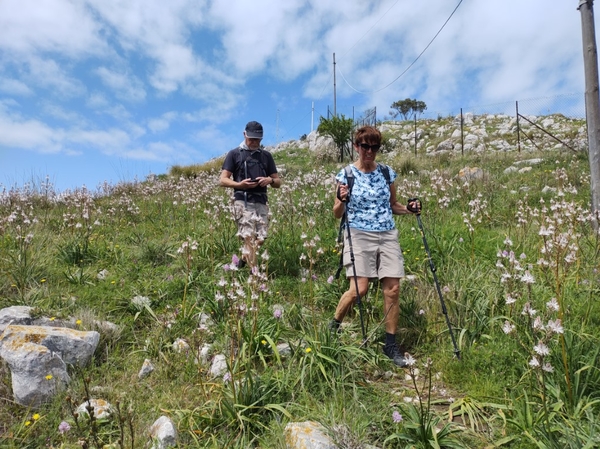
[0,306,99,406]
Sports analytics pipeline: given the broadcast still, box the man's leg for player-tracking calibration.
[245,203,268,269]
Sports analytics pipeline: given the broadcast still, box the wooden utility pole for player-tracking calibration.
[579,0,600,225]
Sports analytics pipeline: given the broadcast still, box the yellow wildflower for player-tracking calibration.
[33,414,40,421]
[45,375,53,380]
[305,348,312,353]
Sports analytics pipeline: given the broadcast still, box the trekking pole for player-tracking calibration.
[407,198,461,360]
[344,214,367,343]
[338,185,367,342]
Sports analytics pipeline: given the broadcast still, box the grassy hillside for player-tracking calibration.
[1,116,599,448]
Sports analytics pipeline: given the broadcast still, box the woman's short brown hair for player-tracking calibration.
[353,126,381,145]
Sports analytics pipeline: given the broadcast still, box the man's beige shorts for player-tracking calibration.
[233,200,269,240]
[343,228,405,279]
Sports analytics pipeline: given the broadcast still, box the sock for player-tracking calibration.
[385,333,396,347]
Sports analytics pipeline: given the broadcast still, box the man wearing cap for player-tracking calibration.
[220,121,281,268]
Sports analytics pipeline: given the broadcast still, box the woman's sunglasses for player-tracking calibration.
[358,143,381,152]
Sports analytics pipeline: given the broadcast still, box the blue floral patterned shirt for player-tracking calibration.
[336,164,397,231]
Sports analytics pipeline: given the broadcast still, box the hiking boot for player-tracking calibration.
[383,344,408,368]
[328,319,341,334]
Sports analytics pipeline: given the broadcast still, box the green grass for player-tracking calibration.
[1,117,600,448]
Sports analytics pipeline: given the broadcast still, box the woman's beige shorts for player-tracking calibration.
[343,228,405,279]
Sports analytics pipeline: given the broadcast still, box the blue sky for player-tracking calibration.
[0,0,594,192]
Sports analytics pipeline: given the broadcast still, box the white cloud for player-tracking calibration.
[0,78,34,96]
[95,67,146,102]
[0,112,64,153]
[148,112,178,133]
[0,0,107,56]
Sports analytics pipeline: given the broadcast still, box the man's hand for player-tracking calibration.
[240,178,260,189]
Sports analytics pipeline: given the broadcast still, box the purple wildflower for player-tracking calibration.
[392,411,403,423]
[58,421,71,434]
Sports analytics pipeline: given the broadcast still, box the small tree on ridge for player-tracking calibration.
[390,98,427,120]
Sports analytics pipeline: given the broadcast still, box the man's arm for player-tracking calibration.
[267,173,281,188]
[219,169,258,190]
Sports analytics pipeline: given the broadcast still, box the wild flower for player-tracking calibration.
[58,421,71,434]
[403,353,416,367]
[521,302,537,317]
[541,363,554,373]
[392,410,403,423]
[533,342,550,357]
[520,271,535,284]
[502,321,515,334]
[546,319,564,335]
[546,297,559,311]
[132,295,151,310]
[532,316,545,330]
[529,357,540,368]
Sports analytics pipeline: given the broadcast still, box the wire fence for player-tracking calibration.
[417,92,586,121]
[330,92,588,161]
[361,92,587,155]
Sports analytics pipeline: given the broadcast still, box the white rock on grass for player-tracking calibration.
[209,354,228,377]
[149,415,177,449]
[284,421,336,449]
[0,324,99,406]
[138,358,155,379]
[75,398,114,420]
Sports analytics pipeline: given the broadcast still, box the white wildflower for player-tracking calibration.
[502,321,515,334]
[533,342,550,356]
[529,356,540,368]
[520,271,535,284]
[403,353,416,367]
[532,316,544,330]
[546,319,564,334]
[132,295,151,310]
[542,363,554,373]
[546,297,559,312]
